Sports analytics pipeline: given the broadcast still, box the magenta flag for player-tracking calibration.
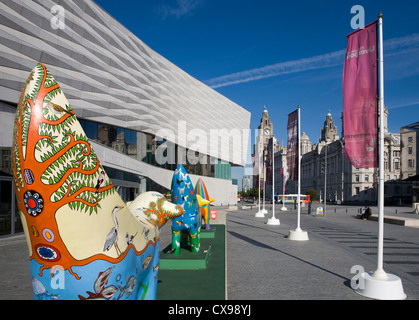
[266,137,273,184]
[343,21,378,169]
[287,110,298,181]
[252,152,258,189]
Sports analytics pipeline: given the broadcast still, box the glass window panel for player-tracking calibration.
[0,180,12,236]
[83,120,98,140]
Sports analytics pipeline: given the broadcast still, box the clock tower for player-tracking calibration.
[255,106,276,160]
[258,105,274,143]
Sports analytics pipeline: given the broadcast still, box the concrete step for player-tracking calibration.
[357,214,419,227]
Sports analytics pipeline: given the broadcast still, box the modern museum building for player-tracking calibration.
[0,0,251,235]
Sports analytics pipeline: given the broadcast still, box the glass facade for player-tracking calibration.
[0,176,23,236]
[0,147,23,236]
[102,165,143,203]
[0,119,232,237]
[79,119,232,180]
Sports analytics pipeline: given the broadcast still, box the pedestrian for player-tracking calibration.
[365,206,372,218]
[361,206,372,220]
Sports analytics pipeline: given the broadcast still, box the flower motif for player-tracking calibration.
[24,191,44,216]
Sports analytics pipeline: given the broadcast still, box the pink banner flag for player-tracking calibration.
[266,137,273,184]
[343,21,378,169]
[252,152,258,188]
[259,151,264,190]
[287,110,298,181]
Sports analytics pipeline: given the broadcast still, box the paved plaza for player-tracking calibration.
[1,203,419,300]
[227,203,419,300]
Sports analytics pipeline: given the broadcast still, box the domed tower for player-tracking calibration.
[321,110,339,142]
[300,132,312,155]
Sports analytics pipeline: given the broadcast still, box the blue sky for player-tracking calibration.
[95,0,419,188]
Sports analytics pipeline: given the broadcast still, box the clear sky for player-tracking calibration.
[94,0,419,189]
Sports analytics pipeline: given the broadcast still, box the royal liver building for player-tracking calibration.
[299,109,408,204]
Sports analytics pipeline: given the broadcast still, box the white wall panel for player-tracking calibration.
[0,0,250,166]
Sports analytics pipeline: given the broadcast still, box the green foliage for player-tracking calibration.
[305,188,318,201]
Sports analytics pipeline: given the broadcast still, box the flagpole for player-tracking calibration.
[288,106,308,240]
[267,138,280,225]
[373,12,387,280]
[261,153,267,214]
[297,105,301,229]
[354,13,406,300]
[280,173,287,211]
[255,140,264,217]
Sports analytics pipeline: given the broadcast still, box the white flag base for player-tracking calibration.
[355,271,406,300]
[280,206,288,211]
[255,211,265,218]
[260,209,268,214]
[266,217,280,225]
[288,228,309,241]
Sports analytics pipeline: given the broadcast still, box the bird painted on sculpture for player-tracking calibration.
[47,101,74,115]
[95,171,106,194]
[103,206,124,256]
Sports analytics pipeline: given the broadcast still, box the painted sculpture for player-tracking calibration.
[194,178,215,230]
[12,63,184,300]
[170,164,209,255]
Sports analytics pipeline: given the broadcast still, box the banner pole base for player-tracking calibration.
[355,271,406,300]
[288,228,309,241]
[266,217,280,225]
[255,210,265,218]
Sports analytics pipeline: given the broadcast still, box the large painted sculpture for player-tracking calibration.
[12,63,184,300]
[170,165,208,255]
[194,178,215,230]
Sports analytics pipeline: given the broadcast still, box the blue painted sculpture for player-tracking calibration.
[170,165,208,255]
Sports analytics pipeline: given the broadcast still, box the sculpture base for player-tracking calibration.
[157,224,226,300]
[355,272,406,300]
[201,226,216,238]
[288,228,309,241]
[160,245,211,270]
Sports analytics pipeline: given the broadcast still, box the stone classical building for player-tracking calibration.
[253,107,295,198]
[254,107,413,205]
[300,110,409,204]
[400,122,419,180]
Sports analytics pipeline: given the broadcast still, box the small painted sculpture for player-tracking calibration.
[128,191,184,229]
[170,165,208,255]
[194,178,215,230]
[12,63,184,300]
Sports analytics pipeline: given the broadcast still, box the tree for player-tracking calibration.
[306,188,318,201]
